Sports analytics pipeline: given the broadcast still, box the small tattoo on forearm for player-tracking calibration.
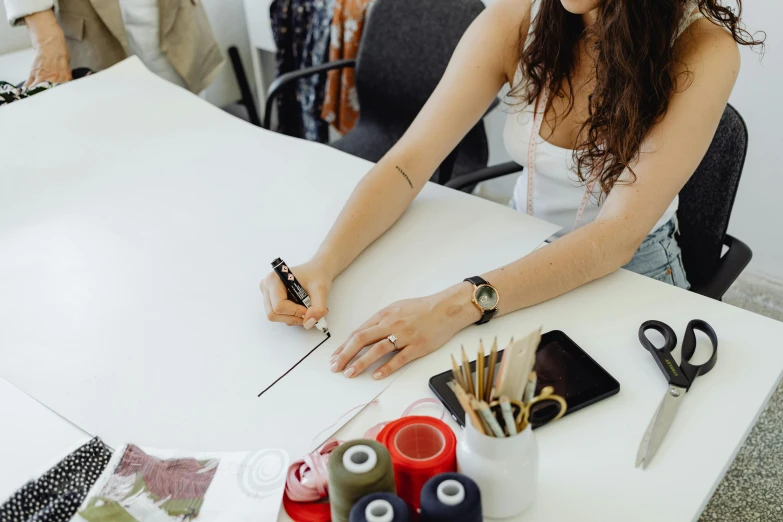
[396,166,413,189]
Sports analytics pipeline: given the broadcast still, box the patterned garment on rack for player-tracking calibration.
[321,0,372,134]
[0,438,113,522]
[270,0,335,142]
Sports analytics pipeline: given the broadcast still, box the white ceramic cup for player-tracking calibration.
[456,421,539,518]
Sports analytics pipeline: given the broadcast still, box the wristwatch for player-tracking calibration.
[464,276,499,325]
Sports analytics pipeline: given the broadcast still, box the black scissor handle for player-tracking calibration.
[679,319,718,384]
[639,320,691,389]
[639,320,678,354]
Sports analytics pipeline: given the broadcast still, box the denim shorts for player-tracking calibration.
[623,215,690,289]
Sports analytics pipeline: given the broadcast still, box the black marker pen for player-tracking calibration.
[271,258,329,334]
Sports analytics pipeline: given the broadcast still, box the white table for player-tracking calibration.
[0,47,34,83]
[2,59,783,522]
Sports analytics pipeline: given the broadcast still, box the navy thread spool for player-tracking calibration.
[349,492,410,522]
[328,440,397,522]
[419,473,482,522]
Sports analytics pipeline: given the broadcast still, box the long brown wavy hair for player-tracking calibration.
[513,0,764,198]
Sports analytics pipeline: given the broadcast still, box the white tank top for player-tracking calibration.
[506,0,704,237]
[117,0,187,88]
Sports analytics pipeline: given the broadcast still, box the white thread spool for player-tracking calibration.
[364,499,395,522]
[436,479,466,506]
[343,444,378,474]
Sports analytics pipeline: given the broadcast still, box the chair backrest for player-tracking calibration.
[677,104,749,289]
[356,0,485,124]
[344,0,488,177]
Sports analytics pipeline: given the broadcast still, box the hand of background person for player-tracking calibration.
[260,260,331,328]
[24,10,72,88]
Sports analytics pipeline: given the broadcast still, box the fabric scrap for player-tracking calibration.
[0,69,94,107]
[0,437,112,522]
[72,445,290,522]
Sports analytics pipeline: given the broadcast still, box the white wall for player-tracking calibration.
[199,0,254,107]
[724,3,782,282]
[0,0,253,107]
[0,4,33,56]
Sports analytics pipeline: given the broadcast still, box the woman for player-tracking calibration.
[5,0,223,92]
[260,0,761,380]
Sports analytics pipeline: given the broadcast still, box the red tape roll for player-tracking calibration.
[282,492,331,522]
[376,416,457,517]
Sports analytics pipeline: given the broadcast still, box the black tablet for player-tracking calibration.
[429,330,620,428]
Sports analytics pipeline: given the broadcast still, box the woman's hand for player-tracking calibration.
[259,260,332,328]
[25,11,72,88]
[330,283,479,380]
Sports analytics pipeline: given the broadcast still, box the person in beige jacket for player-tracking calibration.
[5,0,224,92]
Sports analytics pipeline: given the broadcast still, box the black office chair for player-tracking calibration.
[228,46,261,126]
[263,0,491,184]
[446,104,752,301]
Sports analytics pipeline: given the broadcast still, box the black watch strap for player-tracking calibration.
[477,307,496,325]
[464,276,496,325]
[464,276,488,287]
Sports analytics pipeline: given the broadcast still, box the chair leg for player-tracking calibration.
[228,46,261,127]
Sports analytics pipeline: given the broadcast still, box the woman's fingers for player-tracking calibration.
[331,312,382,360]
[261,274,307,324]
[331,324,388,374]
[371,347,419,380]
[342,338,398,378]
[267,276,307,318]
[261,280,305,326]
[303,283,329,329]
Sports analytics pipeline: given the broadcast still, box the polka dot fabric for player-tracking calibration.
[0,438,112,522]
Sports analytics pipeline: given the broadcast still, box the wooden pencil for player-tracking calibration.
[484,337,498,401]
[461,345,476,398]
[471,397,496,436]
[449,381,486,434]
[451,354,466,389]
[476,340,485,404]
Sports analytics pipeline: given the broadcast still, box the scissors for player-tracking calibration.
[636,319,718,469]
[490,386,567,433]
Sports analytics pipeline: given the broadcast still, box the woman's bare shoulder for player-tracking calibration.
[482,0,534,84]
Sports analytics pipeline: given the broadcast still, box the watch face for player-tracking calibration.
[475,285,498,310]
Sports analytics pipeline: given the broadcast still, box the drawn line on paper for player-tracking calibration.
[257,333,331,397]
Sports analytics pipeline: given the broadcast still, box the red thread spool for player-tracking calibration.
[377,416,457,517]
[283,492,331,522]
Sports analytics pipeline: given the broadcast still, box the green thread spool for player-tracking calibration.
[328,440,397,522]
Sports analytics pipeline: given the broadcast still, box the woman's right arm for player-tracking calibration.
[261,0,531,327]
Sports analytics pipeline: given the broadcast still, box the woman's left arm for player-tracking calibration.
[332,21,740,380]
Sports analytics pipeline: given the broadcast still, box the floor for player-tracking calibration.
[700,273,783,521]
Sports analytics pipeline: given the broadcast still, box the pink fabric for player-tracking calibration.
[115,445,217,501]
[285,439,340,502]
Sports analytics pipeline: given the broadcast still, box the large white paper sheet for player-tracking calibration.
[0,58,560,460]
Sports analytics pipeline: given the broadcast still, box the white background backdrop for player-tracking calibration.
[0,0,780,280]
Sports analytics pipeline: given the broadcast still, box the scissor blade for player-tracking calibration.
[636,385,687,469]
